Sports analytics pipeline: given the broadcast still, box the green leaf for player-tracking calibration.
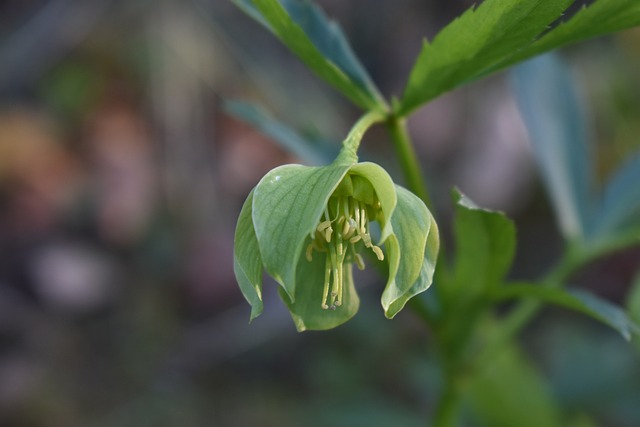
[469,343,563,427]
[252,163,351,299]
[382,186,438,318]
[348,162,397,242]
[512,54,592,241]
[495,284,640,341]
[398,0,640,115]
[626,272,640,327]
[398,0,572,116]
[233,189,264,321]
[449,189,516,298]
[224,100,337,165]
[493,0,640,72]
[233,0,386,111]
[591,153,640,243]
[279,249,359,331]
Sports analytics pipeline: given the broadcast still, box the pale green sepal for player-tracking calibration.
[252,163,350,301]
[348,162,397,242]
[383,233,400,308]
[233,189,264,321]
[279,249,359,331]
[384,243,437,319]
[382,186,439,318]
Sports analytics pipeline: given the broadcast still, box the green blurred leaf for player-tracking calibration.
[496,284,640,341]
[627,272,640,326]
[493,0,640,72]
[469,343,563,427]
[252,163,351,298]
[233,0,386,111]
[233,189,264,321]
[448,189,516,298]
[397,0,572,116]
[382,185,439,318]
[512,54,592,241]
[591,153,640,243]
[224,100,337,165]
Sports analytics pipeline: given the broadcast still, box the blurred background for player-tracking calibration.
[0,0,639,426]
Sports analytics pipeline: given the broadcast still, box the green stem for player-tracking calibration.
[385,116,432,209]
[338,110,387,163]
[433,372,464,427]
[475,247,585,369]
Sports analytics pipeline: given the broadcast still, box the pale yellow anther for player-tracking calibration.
[306,243,314,262]
[343,227,355,240]
[341,219,350,236]
[349,235,361,243]
[372,245,384,261]
[355,253,365,270]
[324,227,333,242]
[317,220,331,232]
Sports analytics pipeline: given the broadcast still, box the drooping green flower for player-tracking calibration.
[234,114,439,331]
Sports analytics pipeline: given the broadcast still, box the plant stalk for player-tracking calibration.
[385,116,432,209]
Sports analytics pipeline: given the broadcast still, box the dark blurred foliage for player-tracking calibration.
[0,1,638,426]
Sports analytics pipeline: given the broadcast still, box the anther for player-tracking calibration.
[306,243,314,262]
[317,220,331,232]
[324,227,333,242]
[372,245,384,261]
[341,218,350,236]
[354,253,365,270]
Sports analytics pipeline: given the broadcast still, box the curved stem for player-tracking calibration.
[475,247,585,369]
[338,110,387,163]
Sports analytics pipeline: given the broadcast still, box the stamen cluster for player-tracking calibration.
[306,176,384,310]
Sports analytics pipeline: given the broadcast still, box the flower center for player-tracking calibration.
[306,195,384,310]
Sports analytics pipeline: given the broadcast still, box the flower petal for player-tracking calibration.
[279,247,360,331]
[233,189,264,321]
[382,185,439,318]
[252,163,351,300]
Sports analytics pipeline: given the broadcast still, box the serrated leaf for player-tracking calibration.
[398,0,640,115]
[382,186,439,318]
[449,189,516,298]
[279,250,359,331]
[512,54,592,241]
[233,189,264,321]
[252,163,351,299]
[224,100,337,165]
[470,343,563,427]
[398,0,573,116]
[233,0,386,111]
[591,152,640,242]
[493,0,640,72]
[496,284,640,341]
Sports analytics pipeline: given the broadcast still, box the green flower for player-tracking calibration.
[234,115,439,331]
